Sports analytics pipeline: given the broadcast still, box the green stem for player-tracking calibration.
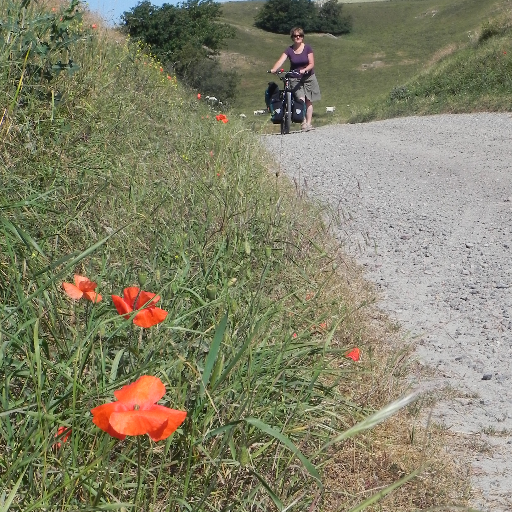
[136,436,142,504]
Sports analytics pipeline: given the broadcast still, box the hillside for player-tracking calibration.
[219,0,508,122]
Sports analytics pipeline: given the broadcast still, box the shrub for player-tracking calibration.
[254,0,319,34]
[254,0,351,35]
[121,0,237,100]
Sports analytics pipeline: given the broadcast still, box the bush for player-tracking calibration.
[255,0,319,34]
[184,57,240,104]
[254,0,351,35]
[121,0,237,101]
[316,0,352,36]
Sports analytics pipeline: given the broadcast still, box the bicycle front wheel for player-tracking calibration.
[283,91,292,134]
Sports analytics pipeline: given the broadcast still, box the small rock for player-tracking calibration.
[482,374,493,381]
[466,242,474,248]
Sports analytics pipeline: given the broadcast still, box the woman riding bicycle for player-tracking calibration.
[270,27,321,132]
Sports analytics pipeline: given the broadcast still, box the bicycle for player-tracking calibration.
[267,69,302,135]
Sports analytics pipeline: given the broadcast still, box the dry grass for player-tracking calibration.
[268,172,473,511]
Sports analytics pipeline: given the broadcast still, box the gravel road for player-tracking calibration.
[261,113,512,511]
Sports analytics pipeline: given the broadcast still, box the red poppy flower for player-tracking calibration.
[63,275,102,303]
[54,426,71,449]
[159,67,163,72]
[345,347,361,361]
[215,114,228,123]
[91,24,97,29]
[91,375,187,441]
[197,93,201,99]
[112,287,167,328]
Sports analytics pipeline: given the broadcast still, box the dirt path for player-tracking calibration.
[261,113,512,511]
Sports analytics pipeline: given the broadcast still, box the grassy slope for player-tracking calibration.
[220,0,507,124]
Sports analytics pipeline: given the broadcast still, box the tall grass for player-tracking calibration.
[349,10,512,122]
[0,1,470,511]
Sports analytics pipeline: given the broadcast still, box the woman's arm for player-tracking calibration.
[270,52,288,74]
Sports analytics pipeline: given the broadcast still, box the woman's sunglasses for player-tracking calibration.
[292,34,303,38]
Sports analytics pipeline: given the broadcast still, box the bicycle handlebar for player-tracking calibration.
[267,69,302,79]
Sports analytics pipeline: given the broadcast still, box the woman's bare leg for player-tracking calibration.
[306,99,313,126]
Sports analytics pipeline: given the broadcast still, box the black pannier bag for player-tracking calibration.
[270,97,284,124]
[291,98,306,123]
[265,81,284,124]
[265,81,280,108]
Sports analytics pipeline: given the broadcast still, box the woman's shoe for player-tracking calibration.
[301,122,308,131]
[306,124,315,131]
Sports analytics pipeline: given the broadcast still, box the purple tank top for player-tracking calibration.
[284,44,315,75]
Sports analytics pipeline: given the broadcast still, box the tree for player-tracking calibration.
[254,0,318,34]
[316,0,351,35]
[254,0,351,36]
[121,0,238,100]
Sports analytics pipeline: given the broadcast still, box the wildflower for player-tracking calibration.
[345,347,361,361]
[91,24,97,29]
[215,114,228,123]
[197,93,201,99]
[292,332,298,338]
[160,67,163,72]
[91,375,187,441]
[112,287,167,328]
[54,426,71,449]
[167,75,172,80]
[63,275,102,303]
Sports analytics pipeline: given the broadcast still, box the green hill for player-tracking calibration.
[219,0,509,123]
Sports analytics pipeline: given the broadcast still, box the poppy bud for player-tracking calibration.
[206,284,217,301]
[239,445,250,466]
[244,240,251,255]
[138,272,147,287]
[227,277,237,287]
[265,246,271,259]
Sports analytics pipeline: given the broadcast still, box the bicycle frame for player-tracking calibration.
[269,70,301,135]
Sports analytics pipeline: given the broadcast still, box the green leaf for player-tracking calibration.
[0,468,27,512]
[245,418,321,484]
[109,349,125,383]
[201,313,227,394]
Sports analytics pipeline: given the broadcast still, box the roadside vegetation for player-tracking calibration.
[120,0,240,104]
[0,0,473,511]
[350,10,512,122]
[8,0,512,509]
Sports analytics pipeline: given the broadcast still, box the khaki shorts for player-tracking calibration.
[290,73,321,102]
